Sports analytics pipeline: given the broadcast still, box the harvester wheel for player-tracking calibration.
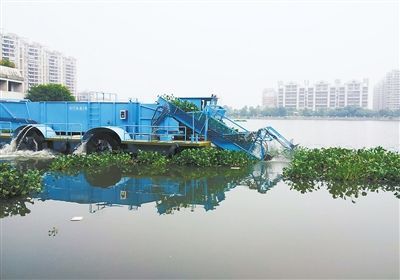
[86,133,120,154]
[15,127,45,151]
[167,143,179,156]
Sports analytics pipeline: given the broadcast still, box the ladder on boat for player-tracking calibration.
[88,103,101,128]
[157,97,296,160]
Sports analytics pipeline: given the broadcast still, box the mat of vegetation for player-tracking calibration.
[283,147,400,184]
[161,94,199,112]
[49,152,133,173]
[171,148,254,167]
[0,163,43,199]
[282,147,400,201]
[49,148,255,173]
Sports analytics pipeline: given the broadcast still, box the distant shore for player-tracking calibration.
[232,116,400,121]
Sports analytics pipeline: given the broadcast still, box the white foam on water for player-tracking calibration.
[73,141,88,155]
[0,141,17,154]
[0,133,56,159]
[0,144,56,159]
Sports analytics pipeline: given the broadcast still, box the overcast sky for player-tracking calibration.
[1,0,398,108]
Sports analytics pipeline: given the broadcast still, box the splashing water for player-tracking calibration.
[0,143,56,159]
[0,128,55,159]
[73,140,88,155]
[267,143,293,162]
[15,125,35,151]
[0,139,17,154]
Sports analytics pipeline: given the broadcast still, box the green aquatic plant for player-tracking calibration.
[161,94,199,112]
[50,152,134,173]
[0,163,42,199]
[171,148,254,167]
[50,151,169,173]
[135,150,169,169]
[283,147,400,201]
[283,147,400,183]
[50,148,254,173]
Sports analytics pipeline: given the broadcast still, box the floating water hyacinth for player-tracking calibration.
[282,147,400,201]
[0,163,43,199]
[283,147,400,184]
[49,148,255,174]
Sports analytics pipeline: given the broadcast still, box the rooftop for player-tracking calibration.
[0,65,24,81]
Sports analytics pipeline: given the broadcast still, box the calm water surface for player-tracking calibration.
[1,119,399,279]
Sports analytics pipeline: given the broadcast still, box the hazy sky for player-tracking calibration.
[1,0,398,107]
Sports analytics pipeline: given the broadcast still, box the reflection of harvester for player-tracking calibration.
[38,163,282,214]
[0,95,295,159]
[40,171,240,214]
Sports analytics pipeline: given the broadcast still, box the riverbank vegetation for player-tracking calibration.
[225,105,400,118]
[0,163,43,199]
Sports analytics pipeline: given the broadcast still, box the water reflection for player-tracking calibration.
[286,180,400,202]
[0,197,35,218]
[2,159,399,219]
[39,162,282,215]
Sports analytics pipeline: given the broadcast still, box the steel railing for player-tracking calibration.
[42,123,84,139]
[121,125,187,142]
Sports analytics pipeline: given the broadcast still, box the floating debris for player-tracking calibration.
[70,216,83,221]
[48,227,58,237]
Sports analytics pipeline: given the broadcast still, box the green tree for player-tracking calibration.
[276,107,288,117]
[239,106,249,117]
[25,84,75,101]
[0,58,16,68]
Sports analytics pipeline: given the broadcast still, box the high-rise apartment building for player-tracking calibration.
[373,83,384,110]
[276,79,369,110]
[23,42,44,90]
[62,57,77,94]
[262,88,277,108]
[0,32,76,95]
[373,70,400,110]
[0,33,23,69]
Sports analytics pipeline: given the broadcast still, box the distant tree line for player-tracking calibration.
[224,105,400,118]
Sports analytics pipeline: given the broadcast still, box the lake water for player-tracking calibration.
[1,119,399,279]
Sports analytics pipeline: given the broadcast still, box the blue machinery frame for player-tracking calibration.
[0,95,295,159]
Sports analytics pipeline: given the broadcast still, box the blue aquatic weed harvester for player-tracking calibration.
[0,95,295,160]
